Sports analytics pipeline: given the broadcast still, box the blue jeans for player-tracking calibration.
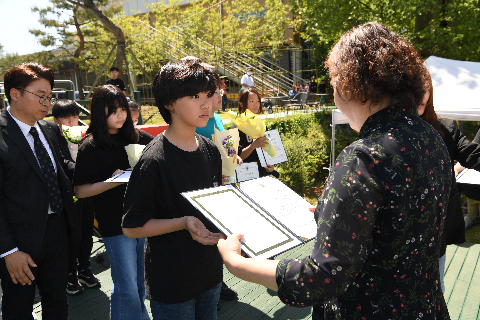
[103,234,150,320]
[150,282,221,320]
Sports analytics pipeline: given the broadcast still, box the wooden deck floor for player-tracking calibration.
[29,236,480,320]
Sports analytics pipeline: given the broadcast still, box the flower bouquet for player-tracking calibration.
[212,128,240,178]
[223,110,276,157]
[125,144,146,169]
[62,125,88,161]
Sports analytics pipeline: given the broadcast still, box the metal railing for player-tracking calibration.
[136,20,307,95]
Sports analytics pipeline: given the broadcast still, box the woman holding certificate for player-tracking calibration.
[218,22,451,319]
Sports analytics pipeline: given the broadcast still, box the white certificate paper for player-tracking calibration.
[235,162,259,182]
[105,170,132,183]
[239,177,317,241]
[182,185,302,259]
[256,130,288,167]
[456,168,480,185]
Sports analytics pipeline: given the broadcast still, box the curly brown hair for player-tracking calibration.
[326,22,429,109]
[238,87,262,114]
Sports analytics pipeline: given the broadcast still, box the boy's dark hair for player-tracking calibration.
[128,100,140,112]
[152,59,218,124]
[85,85,138,147]
[52,100,80,119]
[110,66,119,72]
[238,87,263,114]
[4,63,55,103]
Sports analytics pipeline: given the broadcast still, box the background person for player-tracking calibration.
[288,85,297,99]
[455,162,480,228]
[128,100,140,125]
[106,66,127,94]
[220,77,229,112]
[240,67,255,91]
[52,100,100,295]
[218,22,451,319]
[318,79,328,106]
[309,76,317,94]
[417,75,480,292]
[0,62,78,319]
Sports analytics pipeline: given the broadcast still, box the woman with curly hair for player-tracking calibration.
[218,22,452,319]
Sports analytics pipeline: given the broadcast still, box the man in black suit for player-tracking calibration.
[0,63,78,319]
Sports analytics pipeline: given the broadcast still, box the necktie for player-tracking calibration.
[29,127,63,215]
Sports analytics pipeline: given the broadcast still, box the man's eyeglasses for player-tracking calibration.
[16,88,57,105]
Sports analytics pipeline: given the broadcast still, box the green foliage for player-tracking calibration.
[266,114,318,135]
[292,0,480,61]
[254,111,356,199]
[277,125,329,197]
[0,51,59,82]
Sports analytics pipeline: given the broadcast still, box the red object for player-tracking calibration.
[136,124,168,137]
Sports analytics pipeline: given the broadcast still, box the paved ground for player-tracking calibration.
[23,238,480,320]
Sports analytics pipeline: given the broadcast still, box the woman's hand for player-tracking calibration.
[218,233,245,264]
[185,216,222,245]
[237,156,243,165]
[264,164,275,173]
[252,137,269,149]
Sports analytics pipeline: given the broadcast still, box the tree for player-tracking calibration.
[30,0,99,99]
[64,0,128,79]
[291,0,480,62]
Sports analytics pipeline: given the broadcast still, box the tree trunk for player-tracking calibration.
[67,0,126,82]
[73,5,86,100]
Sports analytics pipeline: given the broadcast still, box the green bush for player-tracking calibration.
[277,125,330,197]
[224,111,358,199]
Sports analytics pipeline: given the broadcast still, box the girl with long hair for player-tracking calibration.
[237,87,277,178]
[73,85,153,320]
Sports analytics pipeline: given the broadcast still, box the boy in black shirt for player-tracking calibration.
[106,67,126,93]
[122,59,223,320]
[52,100,100,295]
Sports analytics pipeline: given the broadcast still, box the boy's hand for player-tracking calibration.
[185,216,222,245]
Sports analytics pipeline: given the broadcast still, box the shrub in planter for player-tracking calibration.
[277,124,329,197]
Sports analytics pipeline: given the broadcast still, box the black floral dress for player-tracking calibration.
[276,106,452,320]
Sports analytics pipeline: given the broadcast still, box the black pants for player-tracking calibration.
[0,213,69,320]
[68,198,95,274]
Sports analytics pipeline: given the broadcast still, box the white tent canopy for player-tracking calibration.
[330,56,480,166]
[332,56,480,125]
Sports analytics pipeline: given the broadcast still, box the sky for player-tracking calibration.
[0,0,57,56]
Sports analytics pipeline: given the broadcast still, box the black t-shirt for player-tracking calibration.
[73,130,154,237]
[309,81,317,93]
[122,133,223,304]
[238,130,273,178]
[318,83,327,94]
[106,78,126,92]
